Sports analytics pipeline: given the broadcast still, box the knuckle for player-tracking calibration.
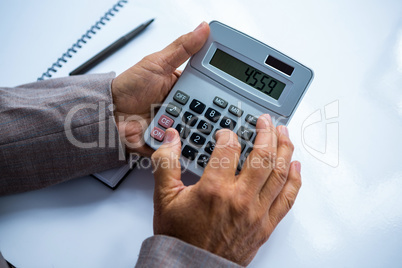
[257,123,277,137]
[280,136,294,152]
[294,174,302,189]
[231,195,250,215]
[197,179,225,201]
[251,148,276,169]
[283,191,297,210]
[271,167,288,186]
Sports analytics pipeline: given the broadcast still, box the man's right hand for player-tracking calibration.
[151,114,302,266]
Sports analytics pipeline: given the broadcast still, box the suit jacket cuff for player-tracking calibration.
[135,235,243,268]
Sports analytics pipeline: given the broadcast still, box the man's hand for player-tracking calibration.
[111,22,210,156]
[151,114,302,266]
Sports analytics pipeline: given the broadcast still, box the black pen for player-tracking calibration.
[70,18,155,75]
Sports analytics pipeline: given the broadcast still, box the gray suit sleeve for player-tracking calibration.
[0,73,126,195]
[0,252,10,268]
[135,235,243,268]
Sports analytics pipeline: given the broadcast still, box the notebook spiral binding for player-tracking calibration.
[37,0,128,81]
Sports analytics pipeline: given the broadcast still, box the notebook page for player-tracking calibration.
[0,0,119,86]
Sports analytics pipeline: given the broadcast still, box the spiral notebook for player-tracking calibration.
[37,0,157,188]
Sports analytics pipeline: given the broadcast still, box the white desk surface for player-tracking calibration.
[1,0,402,267]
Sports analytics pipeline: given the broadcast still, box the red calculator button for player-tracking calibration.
[150,127,165,142]
[158,115,174,128]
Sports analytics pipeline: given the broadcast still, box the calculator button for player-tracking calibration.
[238,147,253,171]
[213,96,228,108]
[182,111,198,127]
[197,154,210,168]
[150,127,165,142]
[245,114,258,126]
[244,147,253,158]
[165,102,181,117]
[158,115,174,129]
[239,139,246,153]
[189,132,206,147]
[228,105,243,117]
[182,145,198,160]
[197,120,213,135]
[173,90,190,105]
[237,126,254,141]
[175,124,190,139]
[220,116,237,130]
[189,99,206,114]
[205,108,221,123]
[205,141,215,155]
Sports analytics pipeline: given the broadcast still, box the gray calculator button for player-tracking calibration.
[213,96,228,108]
[245,114,258,126]
[228,105,243,117]
[165,102,181,117]
[237,126,254,141]
[239,139,246,152]
[205,141,215,154]
[173,90,190,105]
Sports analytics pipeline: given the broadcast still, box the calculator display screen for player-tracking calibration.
[210,49,286,100]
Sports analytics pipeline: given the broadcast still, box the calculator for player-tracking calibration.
[144,21,313,176]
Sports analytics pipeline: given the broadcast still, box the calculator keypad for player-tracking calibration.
[158,115,174,129]
[197,120,213,135]
[149,91,262,175]
[197,154,210,167]
[220,116,237,130]
[213,96,228,108]
[190,99,206,114]
[204,141,215,155]
[228,105,243,117]
[237,126,254,141]
[166,102,181,117]
[190,133,206,147]
[175,124,190,139]
[205,108,221,123]
[173,90,190,105]
[182,145,198,160]
[150,127,165,142]
[183,111,198,127]
[245,114,258,126]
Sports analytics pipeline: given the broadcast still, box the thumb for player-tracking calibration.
[151,128,183,196]
[153,21,210,74]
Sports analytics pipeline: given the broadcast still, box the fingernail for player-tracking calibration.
[279,125,289,137]
[194,21,205,32]
[163,129,176,143]
[295,161,301,173]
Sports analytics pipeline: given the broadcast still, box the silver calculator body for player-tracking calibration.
[144,21,313,177]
